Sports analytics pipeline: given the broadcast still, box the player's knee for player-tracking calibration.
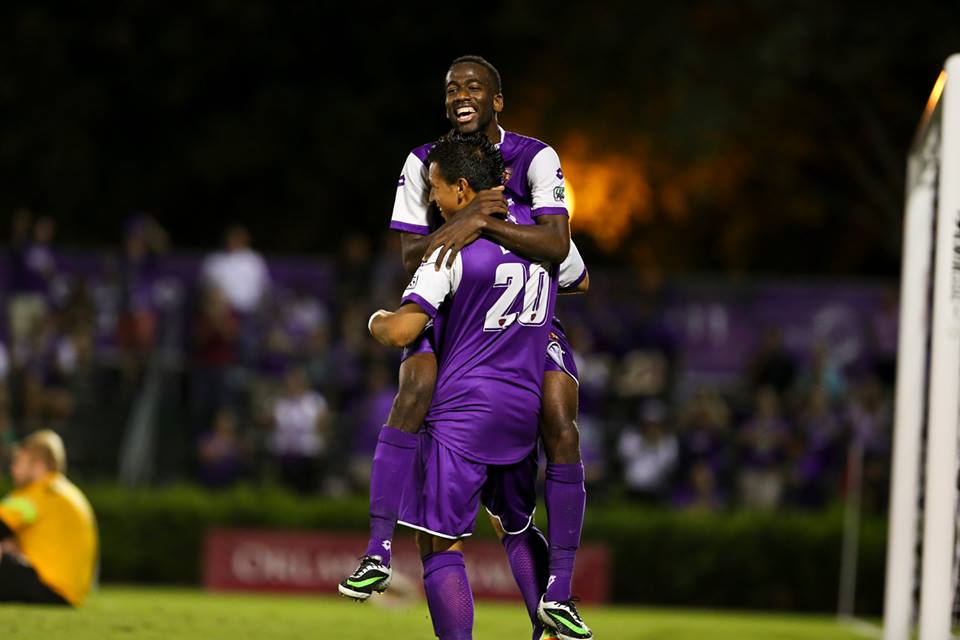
[487,513,507,541]
[415,531,432,557]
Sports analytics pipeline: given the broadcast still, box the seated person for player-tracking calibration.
[0,430,97,606]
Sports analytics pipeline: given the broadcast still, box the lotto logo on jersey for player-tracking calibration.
[397,175,406,187]
[405,271,419,291]
[553,185,565,202]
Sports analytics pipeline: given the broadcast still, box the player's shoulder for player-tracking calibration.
[502,130,554,158]
[408,141,434,166]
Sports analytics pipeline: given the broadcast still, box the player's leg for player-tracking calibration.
[417,533,473,640]
[537,331,591,640]
[366,350,437,558]
[402,432,483,639]
[340,340,437,601]
[0,552,69,605]
[483,454,554,640]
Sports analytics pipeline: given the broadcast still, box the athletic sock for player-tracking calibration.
[502,525,551,639]
[544,462,586,602]
[423,550,474,640]
[365,425,418,564]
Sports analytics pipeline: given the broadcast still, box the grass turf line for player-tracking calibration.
[0,587,868,640]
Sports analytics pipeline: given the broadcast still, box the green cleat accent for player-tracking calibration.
[338,555,393,602]
[346,576,387,589]
[538,596,593,640]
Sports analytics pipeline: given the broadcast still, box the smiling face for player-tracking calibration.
[445,62,503,136]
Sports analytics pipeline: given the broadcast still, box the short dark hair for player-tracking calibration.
[427,131,506,192]
[450,55,502,94]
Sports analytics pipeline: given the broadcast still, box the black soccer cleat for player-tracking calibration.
[538,595,593,640]
[337,555,392,602]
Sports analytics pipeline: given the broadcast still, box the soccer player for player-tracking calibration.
[342,56,592,640]
[0,430,98,606]
[367,131,559,640]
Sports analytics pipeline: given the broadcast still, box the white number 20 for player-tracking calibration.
[484,262,551,331]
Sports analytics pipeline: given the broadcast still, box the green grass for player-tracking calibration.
[0,587,872,640]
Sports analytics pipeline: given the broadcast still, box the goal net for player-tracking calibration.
[884,54,960,640]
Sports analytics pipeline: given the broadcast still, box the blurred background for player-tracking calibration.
[1,0,958,624]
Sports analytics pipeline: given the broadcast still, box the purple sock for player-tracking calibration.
[502,526,550,640]
[544,462,586,602]
[365,425,419,564]
[422,551,474,640]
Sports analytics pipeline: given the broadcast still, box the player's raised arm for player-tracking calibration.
[391,148,439,274]
[488,143,571,264]
[399,232,433,275]
[475,213,570,265]
[425,143,573,269]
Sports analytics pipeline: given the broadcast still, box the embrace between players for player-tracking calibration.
[338,55,593,640]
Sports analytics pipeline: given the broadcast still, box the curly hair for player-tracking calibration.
[426,130,506,192]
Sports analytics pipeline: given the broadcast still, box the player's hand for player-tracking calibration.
[459,187,508,218]
[423,189,507,270]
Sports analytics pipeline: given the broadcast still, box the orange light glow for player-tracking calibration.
[559,137,652,250]
[564,179,576,219]
[926,69,948,116]
[919,69,948,136]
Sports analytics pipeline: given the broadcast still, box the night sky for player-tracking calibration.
[0,1,957,276]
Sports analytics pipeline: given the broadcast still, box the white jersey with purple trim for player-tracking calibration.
[401,241,558,465]
[390,127,587,288]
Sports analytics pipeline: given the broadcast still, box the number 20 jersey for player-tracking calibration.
[402,240,558,466]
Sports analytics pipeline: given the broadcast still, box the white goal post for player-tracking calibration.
[884,54,960,640]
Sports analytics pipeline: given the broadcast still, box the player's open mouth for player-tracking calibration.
[455,105,477,123]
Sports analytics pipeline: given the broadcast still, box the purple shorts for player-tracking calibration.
[402,317,579,385]
[544,318,579,383]
[398,431,538,540]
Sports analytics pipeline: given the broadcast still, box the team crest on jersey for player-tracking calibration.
[397,175,406,187]
[553,185,565,202]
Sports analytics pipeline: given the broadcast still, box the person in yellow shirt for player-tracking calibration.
[0,430,97,605]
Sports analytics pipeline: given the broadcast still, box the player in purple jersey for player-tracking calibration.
[341,56,592,640]
[366,132,557,640]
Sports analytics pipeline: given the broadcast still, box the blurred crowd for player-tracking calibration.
[0,210,895,511]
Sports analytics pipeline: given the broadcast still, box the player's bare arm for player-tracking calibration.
[423,205,570,270]
[399,188,509,274]
[368,304,431,348]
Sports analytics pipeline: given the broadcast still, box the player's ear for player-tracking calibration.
[493,93,504,114]
[456,177,470,199]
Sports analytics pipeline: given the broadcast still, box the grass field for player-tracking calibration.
[0,587,873,640]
